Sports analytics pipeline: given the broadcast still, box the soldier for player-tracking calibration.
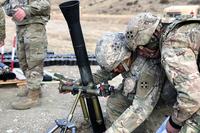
[93,32,166,133]
[125,12,200,133]
[2,0,51,110]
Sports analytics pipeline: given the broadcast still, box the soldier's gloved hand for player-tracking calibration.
[58,81,74,94]
[65,81,74,86]
[58,79,82,94]
[13,8,26,22]
[97,83,114,97]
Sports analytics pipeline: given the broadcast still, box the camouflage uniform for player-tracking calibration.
[0,7,5,41]
[0,0,5,42]
[94,32,166,133]
[161,17,200,132]
[3,0,50,110]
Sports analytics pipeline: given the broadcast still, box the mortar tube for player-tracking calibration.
[59,1,106,132]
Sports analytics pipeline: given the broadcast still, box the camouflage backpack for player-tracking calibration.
[160,15,200,71]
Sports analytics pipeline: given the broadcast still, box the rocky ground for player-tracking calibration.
[0,0,198,133]
[0,65,122,133]
[0,66,105,133]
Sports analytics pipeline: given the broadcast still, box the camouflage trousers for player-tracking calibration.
[0,7,5,41]
[106,90,174,133]
[16,23,48,90]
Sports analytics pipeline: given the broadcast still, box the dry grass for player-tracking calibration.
[4,0,190,54]
[4,13,129,54]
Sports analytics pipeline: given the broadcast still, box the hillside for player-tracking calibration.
[52,0,195,15]
[5,0,199,54]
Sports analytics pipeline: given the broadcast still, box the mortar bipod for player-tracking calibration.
[46,89,89,133]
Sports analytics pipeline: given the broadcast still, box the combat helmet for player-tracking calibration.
[95,32,131,72]
[125,12,161,50]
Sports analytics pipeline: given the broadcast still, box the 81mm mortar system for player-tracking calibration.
[47,1,106,133]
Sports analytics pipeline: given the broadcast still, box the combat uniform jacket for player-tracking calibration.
[3,0,50,25]
[0,7,5,41]
[93,55,165,133]
[161,17,200,128]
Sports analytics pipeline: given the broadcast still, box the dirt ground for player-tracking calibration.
[0,66,109,133]
[0,0,195,133]
[0,65,122,133]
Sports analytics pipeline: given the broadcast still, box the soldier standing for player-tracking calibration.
[2,0,51,110]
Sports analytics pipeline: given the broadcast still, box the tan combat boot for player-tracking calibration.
[17,87,42,97]
[11,89,41,110]
[17,85,28,97]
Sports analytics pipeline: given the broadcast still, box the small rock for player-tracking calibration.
[13,119,18,122]
[6,129,13,133]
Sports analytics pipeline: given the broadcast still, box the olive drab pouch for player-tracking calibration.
[160,16,200,49]
[136,71,156,98]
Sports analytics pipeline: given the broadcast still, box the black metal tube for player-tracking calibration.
[59,1,92,84]
[59,1,106,133]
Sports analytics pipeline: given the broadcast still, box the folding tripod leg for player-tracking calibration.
[67,90,82,122]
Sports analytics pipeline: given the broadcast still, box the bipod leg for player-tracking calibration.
[46,124,59,133]
[67,89,82,122]
[46,90,82,133]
